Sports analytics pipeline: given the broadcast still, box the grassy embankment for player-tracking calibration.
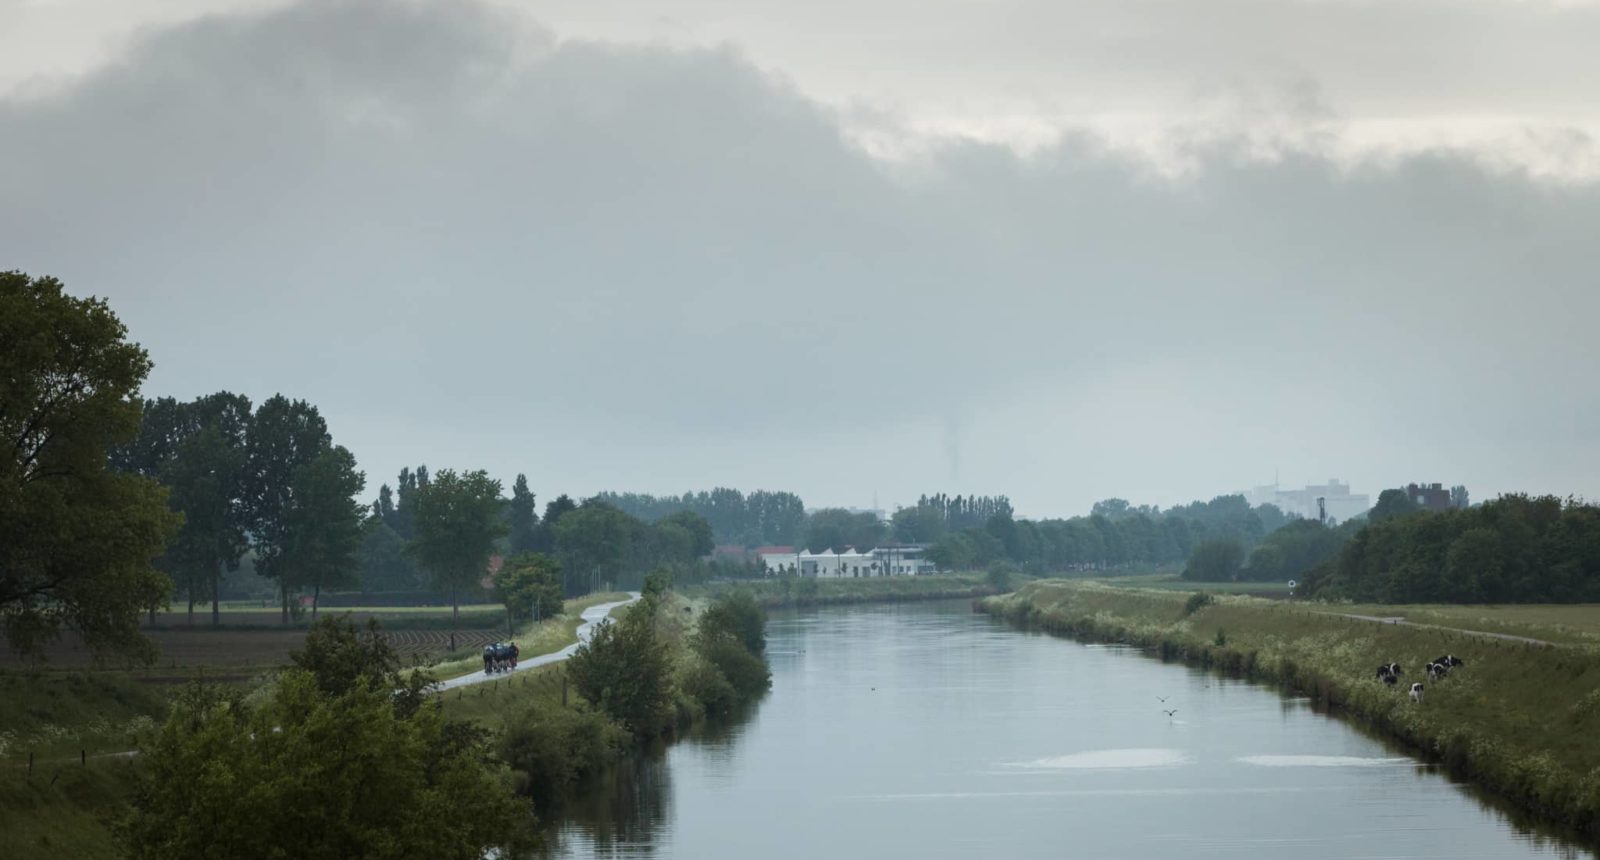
[686,573,994,609]
[0,592,630,859]
[981,580,1600,842]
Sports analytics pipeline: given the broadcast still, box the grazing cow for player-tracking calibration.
[1382,672,1398,687]
[1410,682,1425,703]
[1426,662,1449,681]
[1433,654,1465,668]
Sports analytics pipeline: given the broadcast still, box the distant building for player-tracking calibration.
[758,544,937,577]
[1404,483,1454,512]
[1244,479,1371,525]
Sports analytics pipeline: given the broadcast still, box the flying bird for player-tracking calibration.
[1157,696,1169,702]
[1162,709,1178,717]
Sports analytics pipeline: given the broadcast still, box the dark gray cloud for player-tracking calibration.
[2,0,1596,515]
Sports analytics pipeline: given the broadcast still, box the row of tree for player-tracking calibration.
[911,493,1294,573]
[592,488,806,547]
[1302,494,1600,603]
[112,392,367,624]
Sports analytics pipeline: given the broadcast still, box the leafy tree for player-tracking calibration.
[161,424,250,625]
[492,553,564,624]
[0,271,181,660]
[123,671,531,860]
[695,590,766,657]
[358,519,420,592]
[408,469,507,623]
[537,494,578,551]
[290,614,430,713]
[243,395,331,622]
[1370,488,1422,523]
[507,474,539,554]
[567,605,675,737]
[891,504,947,543]
[1450,485,1471,509]
[926,531,978,571]
[1183,539,1246,582]
[282,446,367,618]
[552,501,636,595]
[642,568,673,601]
[804,508,856,554]
[659,510,714,558]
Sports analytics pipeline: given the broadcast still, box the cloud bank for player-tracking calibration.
[2,0,1595,514]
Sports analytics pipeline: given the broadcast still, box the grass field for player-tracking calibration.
[983,580,1600,841]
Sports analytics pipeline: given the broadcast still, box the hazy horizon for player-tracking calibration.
[3,0,1596,518]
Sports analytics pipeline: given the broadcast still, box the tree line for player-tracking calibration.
[906,492,1293,573]
[1300,494,1600,603]
[592,488,806,547]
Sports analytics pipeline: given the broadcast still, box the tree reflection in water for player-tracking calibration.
[540,704,763,858]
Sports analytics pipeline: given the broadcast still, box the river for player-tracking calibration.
[544,599,1592,859]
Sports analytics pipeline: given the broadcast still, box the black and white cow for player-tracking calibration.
[1433,654,1465,668]
[1426,662,1449,681]
[1410,682,1425,703]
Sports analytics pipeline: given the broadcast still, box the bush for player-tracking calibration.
[699,637,770,700]
[498,702,623,810]
[1183,592,1214,616]
[676,658,739,718]
[566,606,675,738]
[696,591,767,657]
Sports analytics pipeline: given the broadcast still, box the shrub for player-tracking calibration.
[1183,592,1214,616]
[498,702,623,810]
[699,638,771,700]
[676,658,738,718]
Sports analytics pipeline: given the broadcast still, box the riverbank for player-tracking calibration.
[687,574,996,609]
[980,580,1600,843]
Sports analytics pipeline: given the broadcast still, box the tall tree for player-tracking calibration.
[552,501,636,595]
[243,395,331,623]
[0,271,181,659]
[282,445,366,618]
[492,552,563,627]
[408,469,507,623]
[162,424,250,626]
[507,473,539,554]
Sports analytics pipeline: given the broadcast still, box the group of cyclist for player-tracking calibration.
[481,641,520,674]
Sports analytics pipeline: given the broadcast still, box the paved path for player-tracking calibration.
[1335,612,1556,647]
[433,593,640,692]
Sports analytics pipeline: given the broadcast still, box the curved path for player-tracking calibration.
[1335,612,1556,647]
[434,593,640,692]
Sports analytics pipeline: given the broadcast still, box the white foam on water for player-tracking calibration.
[1009,748,1191,770]
[1238,755,1414,768]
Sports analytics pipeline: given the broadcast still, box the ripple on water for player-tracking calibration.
[1238,755,1415,767]
[1010,748,1192,770]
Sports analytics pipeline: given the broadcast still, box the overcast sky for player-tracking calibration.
[3,0,1597,518]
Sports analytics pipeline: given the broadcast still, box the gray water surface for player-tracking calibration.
[547,600,1591,859]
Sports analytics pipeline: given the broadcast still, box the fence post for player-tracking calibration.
[28,751,34,777]
[81,749,86,767]
[562,670,568,707]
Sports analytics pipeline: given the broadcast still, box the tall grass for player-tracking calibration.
[982,580,1600,842]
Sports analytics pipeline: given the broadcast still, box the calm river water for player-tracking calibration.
[545,600,1592,859]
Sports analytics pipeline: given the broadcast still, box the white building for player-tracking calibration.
[757,545,937,577]
[1245,479,1371,525]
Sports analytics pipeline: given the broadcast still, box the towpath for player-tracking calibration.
[433,593,640,692]
[1333,612,1556,647]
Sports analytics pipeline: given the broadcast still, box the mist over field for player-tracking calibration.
[3,0,1597,515]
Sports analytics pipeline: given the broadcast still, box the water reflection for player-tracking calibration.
[544,600,1596,860]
